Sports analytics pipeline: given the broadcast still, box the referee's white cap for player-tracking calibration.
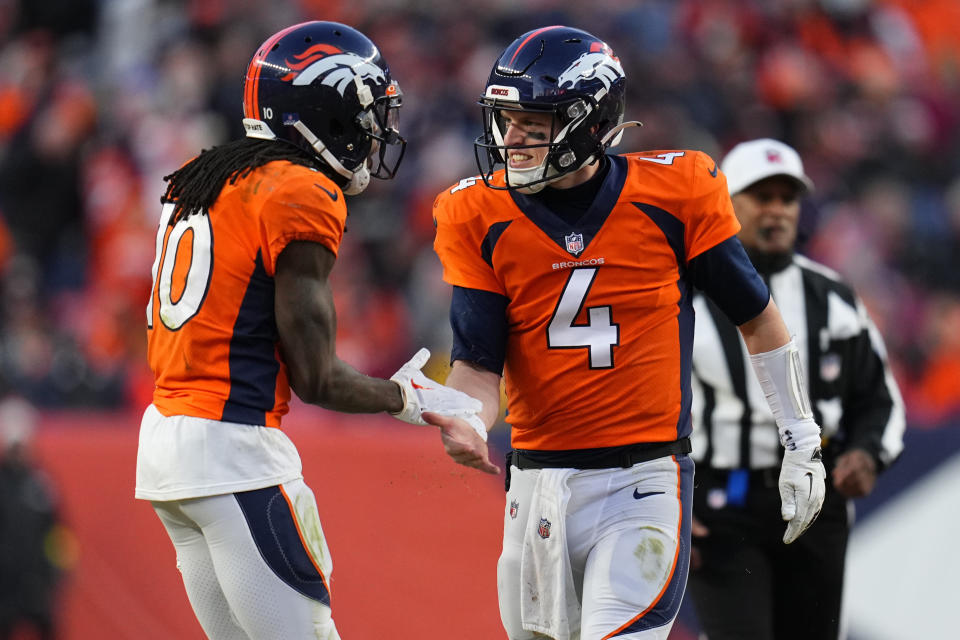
[720,138,814,196]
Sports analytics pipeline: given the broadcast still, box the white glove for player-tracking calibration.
[779,447,826,544]
[389,349,487,441]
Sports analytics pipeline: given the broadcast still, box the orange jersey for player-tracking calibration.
[433,151,740,450]
[147,161,347,427]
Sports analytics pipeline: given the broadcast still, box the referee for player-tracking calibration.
[687,139,906,640]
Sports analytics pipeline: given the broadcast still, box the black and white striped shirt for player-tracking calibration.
[691,253,905,470]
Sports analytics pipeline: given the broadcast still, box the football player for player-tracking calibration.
[135,21,493,640]
[428,26,827,640]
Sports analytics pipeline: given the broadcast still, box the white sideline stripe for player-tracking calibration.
[844,452,960,639]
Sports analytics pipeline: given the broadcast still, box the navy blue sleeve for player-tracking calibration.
[688,236,769,325]
[450,285,508,375]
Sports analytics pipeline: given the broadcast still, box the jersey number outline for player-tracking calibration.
[547,267,619,369]
[147,202,213,330]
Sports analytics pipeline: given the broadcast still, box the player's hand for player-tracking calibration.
[832,448,877,498]
[422,411,500,475]
[779,447,826,544]
[390,348,483,426]
[689,515,710,571]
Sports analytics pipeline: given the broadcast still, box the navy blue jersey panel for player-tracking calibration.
[632,202,686,270]
[482,221,514,268]
[222,250,280,425]
[675,281,695,440]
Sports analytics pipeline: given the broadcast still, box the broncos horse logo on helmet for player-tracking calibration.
[242,21,406,195]
[474,25,640,193]
[557,49,625,92]
[285,46,387,93]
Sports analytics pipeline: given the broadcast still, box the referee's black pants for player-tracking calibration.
[687,466,850,640]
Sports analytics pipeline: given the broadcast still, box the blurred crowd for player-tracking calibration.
[0,0,957,425]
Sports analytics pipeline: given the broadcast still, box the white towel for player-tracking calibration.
[520,468,580,640]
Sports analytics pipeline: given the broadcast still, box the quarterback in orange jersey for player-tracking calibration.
[136,22,493,640]
[428,26,828,640]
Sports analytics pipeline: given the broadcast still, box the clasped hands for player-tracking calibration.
[390,349,499,475]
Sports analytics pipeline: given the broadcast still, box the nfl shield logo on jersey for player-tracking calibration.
[510,500,519,519]
[564,232,584,256]
[538,518,551,539]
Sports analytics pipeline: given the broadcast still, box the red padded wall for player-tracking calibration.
[31,408,506,639]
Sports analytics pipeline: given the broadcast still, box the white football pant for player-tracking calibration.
[498,455,694,640]
[152,478,340,640]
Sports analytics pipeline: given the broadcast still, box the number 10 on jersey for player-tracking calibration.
[147,202,213,331]
[547,267,619,368]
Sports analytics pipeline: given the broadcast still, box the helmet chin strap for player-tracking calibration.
[507,163,557,194]
[292,120,371,195]
[244,117,371,194]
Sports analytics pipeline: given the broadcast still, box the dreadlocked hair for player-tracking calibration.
[161,138,329,224]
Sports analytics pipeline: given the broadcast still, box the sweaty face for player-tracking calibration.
[499,110,555,169]
[732,176,802,255]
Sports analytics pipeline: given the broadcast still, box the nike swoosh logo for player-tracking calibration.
[805,471,813,497]
[314,183,339,201]
[411,381,431,390]
[633,489,664,500]
[708,162,718,178]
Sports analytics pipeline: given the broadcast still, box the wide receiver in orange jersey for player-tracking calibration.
[135,22,495,640]
[427,26,827,640]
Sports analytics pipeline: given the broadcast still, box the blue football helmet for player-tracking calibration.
[475,25,639,193]
[242,21,405,194]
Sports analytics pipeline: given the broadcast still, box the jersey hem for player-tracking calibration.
[134,471,303,502]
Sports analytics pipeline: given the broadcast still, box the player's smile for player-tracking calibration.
[509,151,537,168]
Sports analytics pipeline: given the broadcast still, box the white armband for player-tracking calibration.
[749,339,821,451]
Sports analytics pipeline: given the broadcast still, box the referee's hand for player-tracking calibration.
[832,448,877,498]
[690,515,710,571]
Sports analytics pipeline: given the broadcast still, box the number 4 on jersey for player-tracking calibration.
[547,267,619,368]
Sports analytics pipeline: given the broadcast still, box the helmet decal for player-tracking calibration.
[279,43,342,80]
[557,50,624,92]
[289,49,386,95]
